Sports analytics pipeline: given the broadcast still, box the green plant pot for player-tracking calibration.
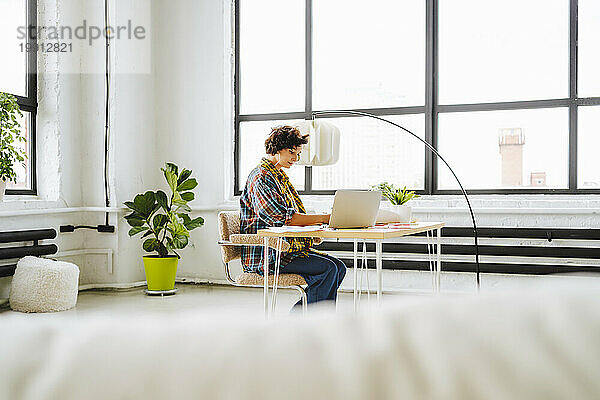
[142,256,178,291]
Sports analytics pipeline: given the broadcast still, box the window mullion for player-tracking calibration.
[425,0,437,195]
[568,0,578,191]
[305,0,313,192]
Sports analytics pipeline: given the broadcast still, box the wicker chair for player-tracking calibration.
[217,211,308,312]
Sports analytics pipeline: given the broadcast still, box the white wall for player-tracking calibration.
[0,0,159,297]
[1,0,600,302]
[150,0,235,281]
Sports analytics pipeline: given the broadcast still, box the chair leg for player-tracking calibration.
[301,289,307,315]
[292,286,308,315]
[222,262,236,285]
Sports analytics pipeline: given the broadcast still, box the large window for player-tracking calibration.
[235,0,600,195]
[438,109,569,190]
[0,0,37,194]
[438,0,568,104]
[578,106,600,188]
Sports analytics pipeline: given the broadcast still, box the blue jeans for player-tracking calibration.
[281,252,347,305]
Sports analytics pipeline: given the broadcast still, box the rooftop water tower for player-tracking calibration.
[498,128,525,187]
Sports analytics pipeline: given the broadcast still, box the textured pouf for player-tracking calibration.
[9,256,80,313]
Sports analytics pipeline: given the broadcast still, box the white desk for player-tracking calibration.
[258,222,445,314]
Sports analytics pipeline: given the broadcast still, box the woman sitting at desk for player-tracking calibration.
[240,125,346,307]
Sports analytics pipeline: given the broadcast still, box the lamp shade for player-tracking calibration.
[295,120,340,166]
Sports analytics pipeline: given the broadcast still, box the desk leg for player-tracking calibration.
[376,240,383,304]
[271,238,282,315]
[436,228,442,292]
[353,239,358,312]
[263,237,269,318]
[426,231,434,293]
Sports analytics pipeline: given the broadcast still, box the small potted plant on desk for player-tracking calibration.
[373,182,420,223]
[124,163,204,295]
[0,93,27,200]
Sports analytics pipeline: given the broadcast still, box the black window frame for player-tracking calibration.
[4,0,37,196]
[234,0,600,196]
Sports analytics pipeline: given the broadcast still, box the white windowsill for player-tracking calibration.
[1,193,599,218]
[226,193,600,215]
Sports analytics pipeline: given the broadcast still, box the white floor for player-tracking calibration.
[0,283,421,320]
[3,270,599,320]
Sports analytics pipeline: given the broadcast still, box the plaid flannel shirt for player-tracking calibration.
[240,158,313,275]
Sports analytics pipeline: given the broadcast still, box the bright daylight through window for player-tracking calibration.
[0,0,36,194]
[236,0,600,194]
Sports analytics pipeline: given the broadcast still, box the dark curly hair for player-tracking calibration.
[264,125,309,155]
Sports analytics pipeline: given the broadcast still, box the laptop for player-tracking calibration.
[328,190,382,229]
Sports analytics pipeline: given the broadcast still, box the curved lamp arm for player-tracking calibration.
[311,110,481,289]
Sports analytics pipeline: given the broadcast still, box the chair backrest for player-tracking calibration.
[218,211,242,263]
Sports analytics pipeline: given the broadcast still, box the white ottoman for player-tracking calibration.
[9,256,80,313]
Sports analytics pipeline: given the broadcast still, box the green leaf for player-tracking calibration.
[165,162,178,176]
[173,200,192,213]
[180,192,195,201]
[178,214,192,228]
[177,178,197,192]
[125,211,143,220]
[141,230,154,239]
[155,190,169,211]
[177,169,192,185]
[374,182,418,205]
[168,214,189,236]
[185,216,204,230]
[152,214,168,230]
[125,218,145,227]
[128,226,148,236]
[171,235,189,249]
[143,238,158,252]
[132,191,156,218]
[171,192,191,212]
[163,168,178,192]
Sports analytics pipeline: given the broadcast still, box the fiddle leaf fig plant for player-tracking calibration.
[124,163,204,258]
[0,93,27,183]
[373,182,420,205]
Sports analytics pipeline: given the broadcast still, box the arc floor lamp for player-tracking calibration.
[310,110,482,289]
